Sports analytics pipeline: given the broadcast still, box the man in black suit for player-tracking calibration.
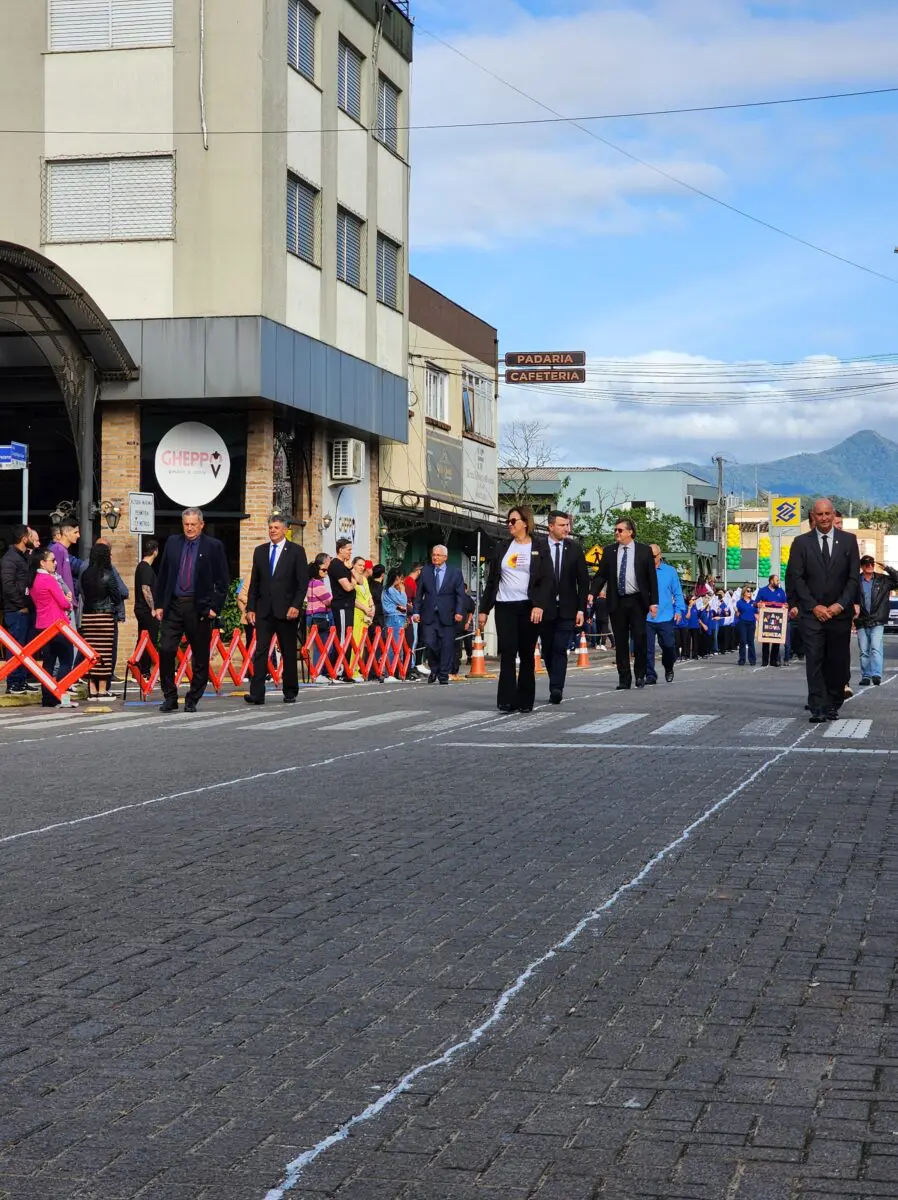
[244,515,309,705]
[540,510,589,704]
[589,517,658,689]
[785,497,860,722]
[153,507,230,713]
[412,544,466,685]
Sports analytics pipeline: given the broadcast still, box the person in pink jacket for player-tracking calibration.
[29,548,76,708]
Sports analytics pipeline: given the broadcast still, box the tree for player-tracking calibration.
[499,420,559,510]
[573,504,697,559]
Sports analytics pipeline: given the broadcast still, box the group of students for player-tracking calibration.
[676,577,790,667]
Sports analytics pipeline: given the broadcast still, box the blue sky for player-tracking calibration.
[406,0,898,468]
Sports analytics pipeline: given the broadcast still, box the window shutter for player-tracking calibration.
[288,0,315,80]
[376,234,400,308]
[47,157,174,243]
[377,77,400,153]
[338,40,363,121]
[337,209,364,288]
[111,0,173,47]
[287,175,317,263]
[49,0,110,51]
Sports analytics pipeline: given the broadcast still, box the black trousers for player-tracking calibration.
[761,641,781,666]
[539,616,575,694]
[609,594,649,683]
[159,597,211,704]
[451,630,474,674]
[136,613,160,677]
[422,620,455,682]
[800,614,851,713]
[495,600,539,710]
[250,615,300,700]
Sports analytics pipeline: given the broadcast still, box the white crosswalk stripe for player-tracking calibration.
[328,710,420,731]
[240,710,355,732]
[651,714,716,736]
[569,713,647,736]
[407,711,495,733]
[823,719,872,740]
[739,717,796,738]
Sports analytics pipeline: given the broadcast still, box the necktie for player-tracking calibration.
[269,543,278,575]
[435,567,443,591]
[618,547,628,595]
[554,541,561,583]
[821,534,831,567]
[178,542,193,592]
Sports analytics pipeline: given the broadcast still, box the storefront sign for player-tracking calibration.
[462,439,497,510]
[154,422,230,506]
[128,492,155,534]
[426,431,463,501]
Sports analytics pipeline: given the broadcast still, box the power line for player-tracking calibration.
[4,84,898,136]
[417,27,898,288]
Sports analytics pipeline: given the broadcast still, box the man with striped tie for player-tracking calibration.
[245,514,309,705]
[589,517,658,690]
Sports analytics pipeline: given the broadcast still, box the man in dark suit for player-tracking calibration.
[785,497,860,722]
[540,510,589,704]
[412,544,466,685]
[589,517,658,689]
[153,507,230,713]
[244,515,309,705]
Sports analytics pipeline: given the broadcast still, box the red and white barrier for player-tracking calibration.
[0,620,98,699]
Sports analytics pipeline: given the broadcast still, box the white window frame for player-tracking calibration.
[375,233,402,309]
[44,154,175,244]
[286,173,320,265]
[287,0,316,82]
[48,0,174,52]
[376,74,401,154]
[336,206,366,290]
[462,369,495,441]
[425,365,449,425]
[337,38,364,122]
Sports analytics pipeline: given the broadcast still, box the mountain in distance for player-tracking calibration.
[661,430,898,507]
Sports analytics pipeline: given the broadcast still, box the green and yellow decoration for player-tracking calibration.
[726,523,741,570]
[758,534,772,579]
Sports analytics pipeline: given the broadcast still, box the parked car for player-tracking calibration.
[886,597,898,634]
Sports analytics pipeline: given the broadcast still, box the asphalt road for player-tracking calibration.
[2,647,898,1200]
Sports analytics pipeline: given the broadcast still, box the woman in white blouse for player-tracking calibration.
[479,505,553,713]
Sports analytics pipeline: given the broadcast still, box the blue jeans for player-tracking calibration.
[3,610,31,690]
[646,619,678,681]
[385,618,406,675]
[857,624,884,680]
[738,622,756,665]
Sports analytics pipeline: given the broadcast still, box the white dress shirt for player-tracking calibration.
[268,537,287,572]
[617,543,638,594]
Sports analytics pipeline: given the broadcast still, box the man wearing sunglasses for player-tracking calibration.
[589,517,658,689]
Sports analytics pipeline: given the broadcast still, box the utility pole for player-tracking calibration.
[714,454,726,585]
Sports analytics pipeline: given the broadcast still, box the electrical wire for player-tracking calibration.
[416,27,898,287]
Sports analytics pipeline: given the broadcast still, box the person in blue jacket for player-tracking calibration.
[683,595,701,659]
[754,573,787,667]
[645,544,685,683]
[736,585,758,665]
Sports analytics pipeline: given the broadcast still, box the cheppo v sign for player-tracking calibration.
[154,422,230,507]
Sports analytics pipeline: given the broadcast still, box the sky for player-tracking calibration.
[406,0,898,470]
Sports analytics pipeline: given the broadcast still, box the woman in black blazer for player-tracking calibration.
[479,505,553,713]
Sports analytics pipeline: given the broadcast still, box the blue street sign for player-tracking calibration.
[0,443,26,470]
[0,446,11,466]
[10,441,27,463]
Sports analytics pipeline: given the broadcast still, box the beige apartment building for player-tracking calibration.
[0,0,413,629]
[379,277,501,576]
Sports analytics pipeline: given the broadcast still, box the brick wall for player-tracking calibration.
[99,404,141,665]
[241,407,275,580]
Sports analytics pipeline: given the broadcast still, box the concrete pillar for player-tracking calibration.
[241,407,274,580]
[99,403,141,663]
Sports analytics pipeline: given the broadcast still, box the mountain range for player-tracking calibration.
[662,430,898,507]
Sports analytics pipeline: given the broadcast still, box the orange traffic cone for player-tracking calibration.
[577,631,590,668]
[468,633,486,677]
[534,641,544,673]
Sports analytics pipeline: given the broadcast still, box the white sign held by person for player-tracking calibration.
[154,422,230,506]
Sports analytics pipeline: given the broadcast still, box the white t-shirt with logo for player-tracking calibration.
[497,541,532,603]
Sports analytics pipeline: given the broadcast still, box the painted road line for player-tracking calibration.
[328,710,421,731]
[739,717,796,738]
[241,710,356,732]
[0,710,145,731]
[823,718,872,740]
[568,713,647,736]
[407,711,495,733]
[651,714,716,736]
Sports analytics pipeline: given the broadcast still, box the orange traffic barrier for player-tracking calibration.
[468,632,487,677]
[0,620,98,698]
[534,640,544,673]
[577,631,590,668]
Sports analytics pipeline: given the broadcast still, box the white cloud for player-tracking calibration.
[409,0,898,248]
[499,351,898,467]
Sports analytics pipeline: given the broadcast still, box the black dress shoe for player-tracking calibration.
[644,677,657,685]
[859,678,872,686]
[283,695,297,703]
[518,705,533,712]
[824,708,839,721]
[665,670,675,683]
[615,682,631,691]
[244,695,264,705]
[428,673,438,684]
[438,679,449,686]
[873,676,882,686]
[185,700,198,713]
[549,689,563,704]
[809,711,827,723]
[635,678,646,689]
[498,704,517,714]
[159,698,179,713]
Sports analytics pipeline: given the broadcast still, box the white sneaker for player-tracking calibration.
[599,645,607,652]
[383,675,398,683]
[59,695,79,708]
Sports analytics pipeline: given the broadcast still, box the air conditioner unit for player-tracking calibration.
[331,438,365,484]
[685,494,695,507]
